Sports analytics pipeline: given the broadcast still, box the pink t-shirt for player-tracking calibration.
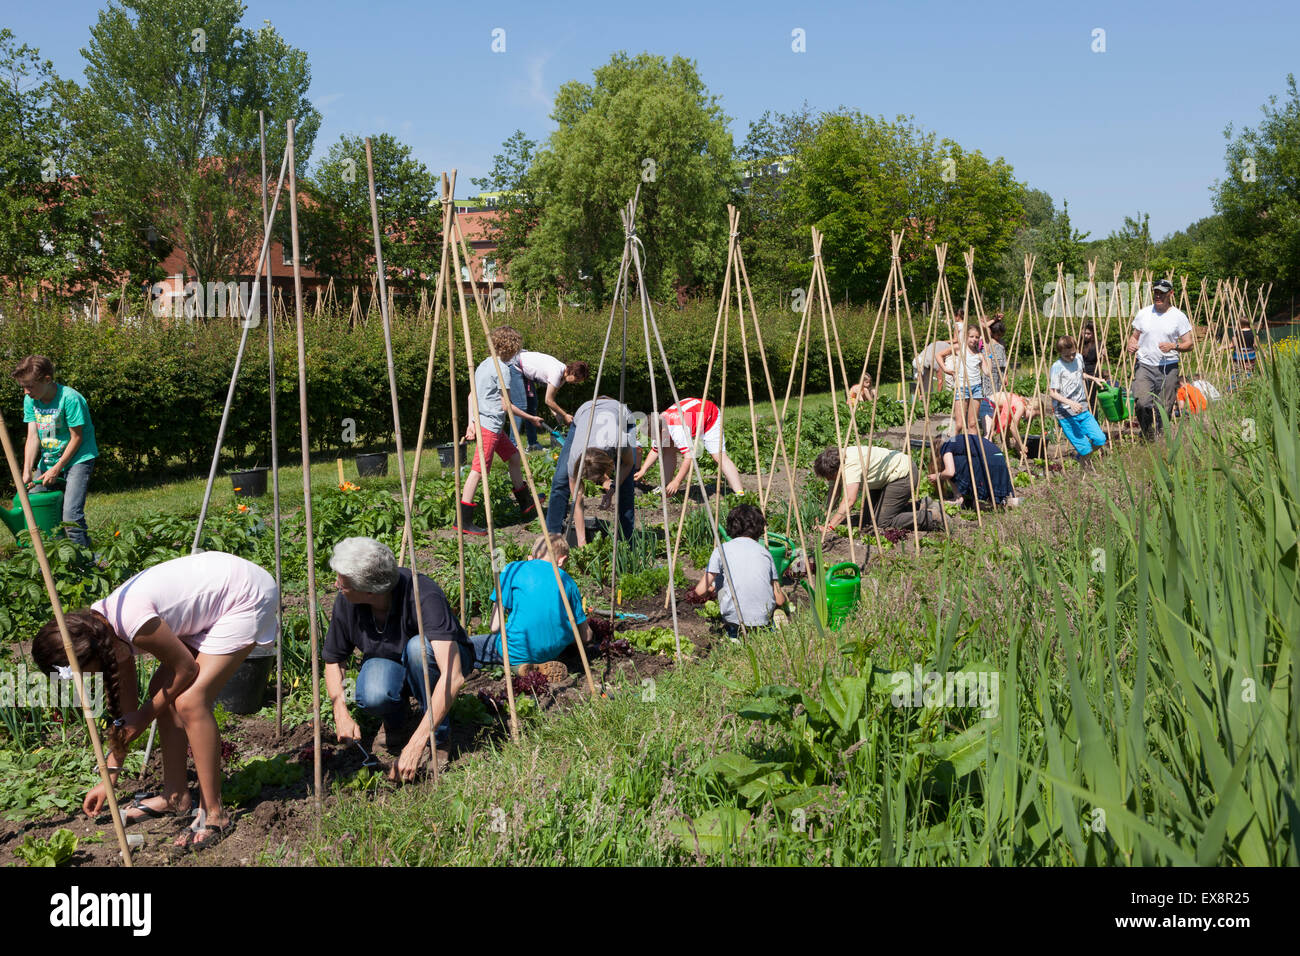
[93,552,278,656]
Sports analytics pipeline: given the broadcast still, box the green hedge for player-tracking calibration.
[1,302,922,489]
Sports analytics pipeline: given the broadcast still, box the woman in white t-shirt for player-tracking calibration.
[513,350,589,448]
[32,551,278,853]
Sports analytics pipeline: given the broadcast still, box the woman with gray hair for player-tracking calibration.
[323,537,473,782]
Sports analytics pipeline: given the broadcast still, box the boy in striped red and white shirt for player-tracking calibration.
[634,397,745,496]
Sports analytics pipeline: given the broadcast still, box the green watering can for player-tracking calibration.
[1,489,65,545]
[718,528,799,578]
[800,561,862,631]
[1096,385,1135,423]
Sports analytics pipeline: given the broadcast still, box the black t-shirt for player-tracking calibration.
[323,568,471,675]
[1081,343,1098,377]
[1236,328,1255,349]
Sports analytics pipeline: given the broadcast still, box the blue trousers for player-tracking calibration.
[36,459,94,548]
[1057,410,1107,458]
[524,382,539,447]
[353,635,455,741]
[544,428,635,540]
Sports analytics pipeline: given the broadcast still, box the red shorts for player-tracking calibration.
[469,427,518,474]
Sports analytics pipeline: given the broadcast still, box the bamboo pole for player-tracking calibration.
[261,112,286,740]
[448,195,596,697]
[445,192,521,740]
[0,411,133,865]
[286,119,325,806]
[366,139,439,781]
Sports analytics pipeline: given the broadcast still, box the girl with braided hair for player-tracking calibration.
[32,551,277,852]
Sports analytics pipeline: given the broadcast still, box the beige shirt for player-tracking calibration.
[841,445,913,490]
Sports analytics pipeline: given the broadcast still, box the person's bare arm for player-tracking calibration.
[21,422,38,485]
[822,480,861,531]
[571,477,587,545]
[665,450,692,495]
[40,426,82,486]
[393,639,464,782]
[1049,390,1083,415]
[325,662,360,740]
[695,570,718,597]
[129,619,201,741]
[635,447,659,482]
[507,399,543,427]
[1126,329,1141,354]
[544,383,570,424]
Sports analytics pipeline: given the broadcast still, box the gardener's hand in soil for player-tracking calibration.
[389,740,426,783]
[84,781,112,817]
[334,711,361,743]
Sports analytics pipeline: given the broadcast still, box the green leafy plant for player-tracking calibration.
[626,626,694,659]
[14,828,78,867]
[223,754,305,807]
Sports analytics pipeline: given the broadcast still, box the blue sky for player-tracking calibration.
[8,0,1295,240]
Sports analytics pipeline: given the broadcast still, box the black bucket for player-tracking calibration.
[1023,434,1049,458]
[565,516,610,549]
[215,652,274,715]
[230,467,268,498]
[436,442,467,467]
[356,452,388,477]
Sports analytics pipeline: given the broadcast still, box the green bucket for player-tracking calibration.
[1,489,65,545]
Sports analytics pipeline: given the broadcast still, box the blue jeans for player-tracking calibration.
[354,635,456,741]
[1057,410,1107,458]
[524,383,539,447]
[36,458,94,548]
[469,632,503,667]
[545,429,635,540]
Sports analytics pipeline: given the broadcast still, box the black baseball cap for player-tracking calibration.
[1152,279,1173,294]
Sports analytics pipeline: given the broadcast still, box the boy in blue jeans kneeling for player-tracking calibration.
[694,504,787,641]
[470,534,588,681]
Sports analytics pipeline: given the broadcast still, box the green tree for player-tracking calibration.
[57,0,320,287]
[0,29,105,302]
[470,130,540,282]
[302,133,440,289]
[504,52,734,307]
[1213,74,1300,311]
[788,111,1025,306]
[734,104,819,308]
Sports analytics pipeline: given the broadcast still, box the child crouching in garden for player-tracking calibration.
[469,534,588,681]
[693,503,786,641]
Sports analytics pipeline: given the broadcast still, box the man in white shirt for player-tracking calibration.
[1127,278,1193,439]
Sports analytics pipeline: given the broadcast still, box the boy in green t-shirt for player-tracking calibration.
[12,355,98,548]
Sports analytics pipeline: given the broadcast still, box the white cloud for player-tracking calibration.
[520,54,552,113]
